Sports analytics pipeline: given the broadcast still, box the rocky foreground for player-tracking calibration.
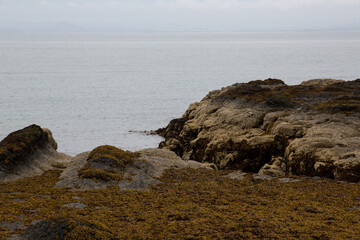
[0,79,360,239]
[158,78,360,181]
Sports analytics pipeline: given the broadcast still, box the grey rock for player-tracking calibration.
[56,148,210,191]
[279,178,301,183]
[224,171,247,180]
[0,221,25,230]
[62,202,87,209]
[351,205,360,211]
[88,157,121,171]
[254,174,273,180]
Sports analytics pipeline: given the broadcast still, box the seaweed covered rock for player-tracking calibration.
[0,125,48,169]
[21,217,118,240]
[78,145,138,182]
[57,148,208,190]
[158,78,360,181]
[0,125,67,182]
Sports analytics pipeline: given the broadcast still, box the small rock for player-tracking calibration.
[220,153,234,169]
[224,171,246,180]
[254,174,273,180]
[0,221,26,230]
[279,178,301,183]
[351,205,360,211]
[62,202,87,209]
[202,162,218,170]
[35,194,52,198]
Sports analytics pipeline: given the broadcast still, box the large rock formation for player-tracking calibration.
[0,124,71,182]
[157,78,360,181]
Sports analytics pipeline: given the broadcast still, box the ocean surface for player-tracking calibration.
[1,31,360,155]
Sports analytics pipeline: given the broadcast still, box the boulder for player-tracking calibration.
[77,145,138,182]
[56,147,209,191]
[0,125,71,182]
[157,79,360,181]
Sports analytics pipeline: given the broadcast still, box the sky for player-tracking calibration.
[0,0,360,31]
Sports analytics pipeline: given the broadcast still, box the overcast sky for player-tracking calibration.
[1,0,360,31]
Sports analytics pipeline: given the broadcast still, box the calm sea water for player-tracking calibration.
[1,31,360,155]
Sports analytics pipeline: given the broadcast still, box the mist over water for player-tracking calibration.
[1,32,359,155]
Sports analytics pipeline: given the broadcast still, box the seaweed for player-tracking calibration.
[78,145,139,182]
[1,168,360,239]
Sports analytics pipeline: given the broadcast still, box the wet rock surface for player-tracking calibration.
[158,78,360,181]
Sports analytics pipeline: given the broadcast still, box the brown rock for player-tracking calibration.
[42,128,58,150]
[157,79,360,181]
[0,125,71,182]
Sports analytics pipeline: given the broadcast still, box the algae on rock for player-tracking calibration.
[78,145,139,182]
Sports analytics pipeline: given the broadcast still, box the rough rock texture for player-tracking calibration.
[0,125,71,182]
[42,128,58,150]
[158,78,360,181]
[56,148,208,190]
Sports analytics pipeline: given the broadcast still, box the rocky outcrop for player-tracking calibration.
[158,78,360,181]
[77,145,139,182]
[0,125,71,182]
[56,147,208,191]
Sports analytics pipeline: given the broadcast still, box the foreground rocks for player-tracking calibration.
[0,125,71,182]
[158,78,360,181]
[0,122,360,239]
[2,167,360,239]
[0,125,208,189]
[56,146,208,191]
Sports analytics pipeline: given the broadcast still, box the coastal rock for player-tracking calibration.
[42,128,58,150]
[0,125,71,182]
[158,78,360,181]
[56,147,209,190]
[258,156,286,177]
[77,145,138,182]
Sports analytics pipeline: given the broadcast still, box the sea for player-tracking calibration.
[1,31,360,155]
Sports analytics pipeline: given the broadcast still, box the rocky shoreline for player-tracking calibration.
[1,78,360,239]
[158,78,360,181]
